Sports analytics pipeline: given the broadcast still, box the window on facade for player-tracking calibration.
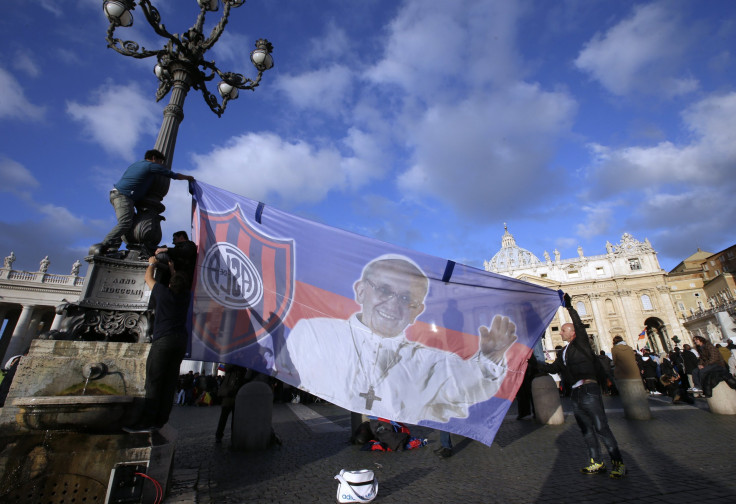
[677,302,685,311]
[641,294,653,310]
[569,270,580,278]
[540,273,548,278]
[551,326,558,332]
[576,301,587,315]
[605,298,615,314]
[596,267,605,276]
[689,283,696,288]
[629,258,641,270]
[715,270,720,275]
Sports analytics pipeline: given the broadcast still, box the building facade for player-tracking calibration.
[0,253,85,365]
[484,227,687,357]
[672,244,736,345]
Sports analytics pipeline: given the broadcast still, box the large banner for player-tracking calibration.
[188,181,562,446]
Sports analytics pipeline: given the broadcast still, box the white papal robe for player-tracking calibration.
[278,314,507,424]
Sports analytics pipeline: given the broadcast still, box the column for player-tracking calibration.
[589,294,609,352]
[50,313,64,331]
[3,304,36,361]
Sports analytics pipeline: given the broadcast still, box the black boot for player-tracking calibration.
[725,374,736,390]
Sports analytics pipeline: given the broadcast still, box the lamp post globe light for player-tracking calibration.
[102,0,273,252]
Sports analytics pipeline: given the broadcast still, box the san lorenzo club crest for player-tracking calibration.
[192,205,295,354]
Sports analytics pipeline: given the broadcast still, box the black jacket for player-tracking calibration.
[537,299,597,388]
[168,240,197,279]
[682,350,699,374]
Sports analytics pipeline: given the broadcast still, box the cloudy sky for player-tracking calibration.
[1,0,734,275]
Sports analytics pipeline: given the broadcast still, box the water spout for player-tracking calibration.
[81,362,108,395]
[82,362,107,380]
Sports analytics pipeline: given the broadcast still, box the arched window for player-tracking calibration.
[605,298,615,314]
[641,294,653,311]
[576,301,587,315]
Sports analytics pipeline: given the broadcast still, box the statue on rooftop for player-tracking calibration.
[3,252,15,269]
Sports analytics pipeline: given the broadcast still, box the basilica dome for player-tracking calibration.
[486,225,541,272]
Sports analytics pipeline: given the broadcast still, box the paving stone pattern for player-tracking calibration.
[167,395,736,503]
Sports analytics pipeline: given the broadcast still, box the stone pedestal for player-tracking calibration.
[232,381,273,451]
[531,375,564,425]
[706,382,736,415]
[616,378,651,420]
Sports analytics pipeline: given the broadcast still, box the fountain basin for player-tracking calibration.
[12,395,135,433]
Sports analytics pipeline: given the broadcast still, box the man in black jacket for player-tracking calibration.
[537,293,626,478]
[156,231,197,287]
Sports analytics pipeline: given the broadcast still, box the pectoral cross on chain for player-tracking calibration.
[359,386,382,410]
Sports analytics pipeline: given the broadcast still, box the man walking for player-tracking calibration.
[536,293,626,478]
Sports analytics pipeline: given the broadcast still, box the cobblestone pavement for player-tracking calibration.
[166,395,736,503]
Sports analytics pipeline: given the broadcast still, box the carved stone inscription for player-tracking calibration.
[98,275,145,299]
[79,256,151,311]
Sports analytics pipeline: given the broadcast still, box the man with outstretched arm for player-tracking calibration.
[536,293,626,478]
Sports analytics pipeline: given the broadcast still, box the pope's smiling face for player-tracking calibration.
[355,261,427,338]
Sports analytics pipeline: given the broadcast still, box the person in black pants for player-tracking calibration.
[215,364,248,442]
[124,256,191,433]
[536,293,626,478]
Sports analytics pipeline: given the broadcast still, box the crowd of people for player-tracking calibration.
[549,334,736,404]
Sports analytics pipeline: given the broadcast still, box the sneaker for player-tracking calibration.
[610,461,626,479]
[434,447,453,458]
[580,459,606,475]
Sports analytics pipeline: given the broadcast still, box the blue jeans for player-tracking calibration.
[570,382,622,463]
[102,190,135,248]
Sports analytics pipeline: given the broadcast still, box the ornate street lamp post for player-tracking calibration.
[102,0,273,252]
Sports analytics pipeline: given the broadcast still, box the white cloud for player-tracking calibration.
[586,92,736,194]
[0,68,45,121]
[308,21,352,62]
[398,82,577,217]
[0,157,40,193]
[581,92,736,266]
[210,31,255,71]
[574,2,698,97]
[340,127,390,188]
[191,132,350,205]
[37,0,62,16]
[275,64,353,113]
[14,50,40,78]
[367,0,524,96]
[576,203,615,239]
[66,82,160,160]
